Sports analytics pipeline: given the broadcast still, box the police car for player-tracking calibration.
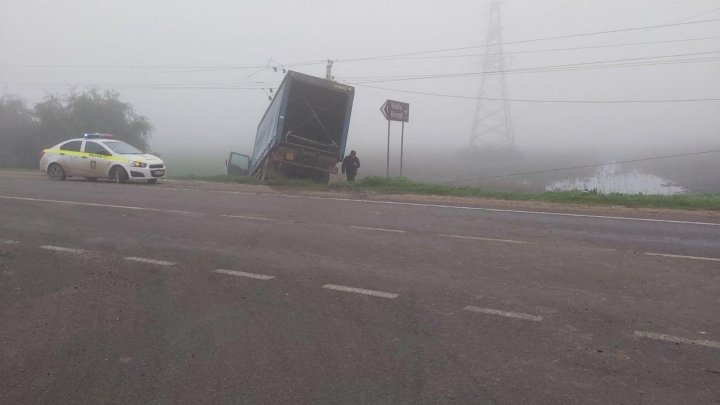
[39,134,166,183]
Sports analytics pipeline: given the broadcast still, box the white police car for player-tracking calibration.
[39,134,166,183]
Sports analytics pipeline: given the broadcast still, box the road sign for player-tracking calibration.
[380,99,410,177]
[380,99,409,122]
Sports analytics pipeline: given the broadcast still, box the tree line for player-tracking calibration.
[0,90,153,168]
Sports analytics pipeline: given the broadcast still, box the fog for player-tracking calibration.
[2,0,719,189]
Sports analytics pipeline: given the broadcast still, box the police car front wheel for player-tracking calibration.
[110,166,129,183]
[47,163,66,181]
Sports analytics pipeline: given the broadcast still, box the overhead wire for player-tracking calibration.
[444,149,720,183]
[2,17,719,72]
[601,5,720,43]
[337,50,720,83]
[347,82,720,103]
[333,17,720,63]
[359,35,720,61]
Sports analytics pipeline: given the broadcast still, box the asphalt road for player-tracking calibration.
[1,173,718,404]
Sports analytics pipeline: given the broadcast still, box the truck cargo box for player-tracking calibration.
[247,71,355,182]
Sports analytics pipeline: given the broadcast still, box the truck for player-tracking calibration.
[226,71,355,183]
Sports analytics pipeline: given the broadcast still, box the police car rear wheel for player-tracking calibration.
[48,163,66,181]
[111,167,128,184]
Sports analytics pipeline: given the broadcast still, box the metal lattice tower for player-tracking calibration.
[469,0,515,150]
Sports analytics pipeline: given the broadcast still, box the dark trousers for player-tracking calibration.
[346,170,357,182]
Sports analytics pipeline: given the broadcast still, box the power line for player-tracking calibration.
[338,50,720,83]
[3,18,719,72]
[349,83,720,104]
[601,6,720,43]
[0,82,281,90]
[445,149,720,183]
[0,59,326,71]
[4,35,719,77]
[333,17,720,63]
[347,57,720,83]
[363,35,720,61]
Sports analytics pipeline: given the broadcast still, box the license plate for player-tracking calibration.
[152,170,165,176]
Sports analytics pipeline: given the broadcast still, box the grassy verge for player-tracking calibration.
[180,175,720,211]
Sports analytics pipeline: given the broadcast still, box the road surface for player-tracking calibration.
[1,172,718,404]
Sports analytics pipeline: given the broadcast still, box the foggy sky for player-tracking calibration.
[2,0,719,164]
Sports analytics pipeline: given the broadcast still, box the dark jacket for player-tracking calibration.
[341,155,360,174]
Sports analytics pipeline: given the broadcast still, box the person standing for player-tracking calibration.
[341,150,360,182]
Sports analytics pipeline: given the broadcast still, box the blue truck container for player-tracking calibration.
[226,71,355,183]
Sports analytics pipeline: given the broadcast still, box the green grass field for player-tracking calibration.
[181,175,720,211]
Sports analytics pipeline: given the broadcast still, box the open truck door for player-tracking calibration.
[226,152,250,176]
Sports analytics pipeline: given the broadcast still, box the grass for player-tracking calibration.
[178,175,720,211]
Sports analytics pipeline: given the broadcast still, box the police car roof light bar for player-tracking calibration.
[83,133,114,139]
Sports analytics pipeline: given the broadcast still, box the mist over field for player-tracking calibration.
[2,0,719,193]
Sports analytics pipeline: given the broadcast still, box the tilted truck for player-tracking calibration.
[226,71,355,183]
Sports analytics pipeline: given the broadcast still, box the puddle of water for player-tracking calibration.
[546,164,686,195]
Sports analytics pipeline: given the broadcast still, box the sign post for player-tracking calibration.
[380,99,409,178]
[386,120,391,177]
[400,121,405,177]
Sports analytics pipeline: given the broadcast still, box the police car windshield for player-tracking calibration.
[103,141,143,154]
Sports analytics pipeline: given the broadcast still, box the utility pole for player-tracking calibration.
[468,0,515,150]
[326,60,334,80]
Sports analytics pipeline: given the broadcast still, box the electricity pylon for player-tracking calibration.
[469,0,515,150]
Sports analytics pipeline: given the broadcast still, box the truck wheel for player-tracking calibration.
[110,166,128,184]
[47,163,66,181]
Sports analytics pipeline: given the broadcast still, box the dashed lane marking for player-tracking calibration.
[322,284,399,299]
[463,306,544,322]
[0,239,19,245]
[645,252,720,262]
[124,257,176,266]
[213,269,275,280]
[438,234,529,244]
[634,331,720,349]
[40,245,86,254]
[221,214,276,222]
[350,225,407,234]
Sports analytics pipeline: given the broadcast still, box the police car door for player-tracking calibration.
[83,141,113,177]
[58,140,84,176]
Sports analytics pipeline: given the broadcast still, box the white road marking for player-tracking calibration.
[0,195,195,215]
[40,245,86,254]
[645,252,720,262]
[272,194,720,227]
[213,269,275,280]
[438,234,528,244]
[322,284,399,299]
[634,331,720,349]
[6,192,718,229]
[463,306,544,322]
[350,225,407,234]
[221,214,276,221]
[0,239,19,245]
[124,257,175,266]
